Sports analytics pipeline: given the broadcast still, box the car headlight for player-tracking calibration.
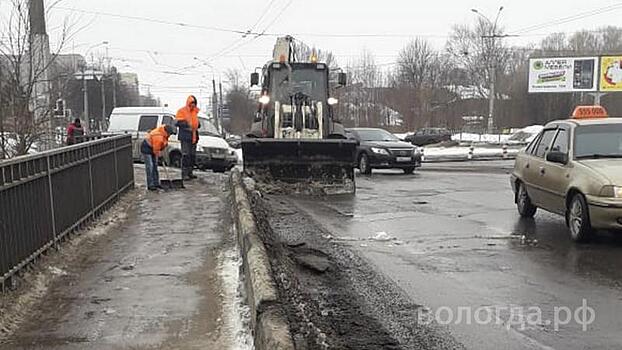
[599,186,622,198]
[371,147,389,155]
[202,147,210,153]
[412,147,421,155]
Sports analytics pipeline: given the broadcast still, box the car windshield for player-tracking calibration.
[198,119,220,136]
[356,129,399,142]
[574,124,622,159]
[270,67,327,102]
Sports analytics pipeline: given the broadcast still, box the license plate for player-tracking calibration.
[212,154,225,159]
[396,157,412,162]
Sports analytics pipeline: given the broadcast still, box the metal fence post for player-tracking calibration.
[46,155,57,247]
[87,144,95,218]
[113,138,120,196]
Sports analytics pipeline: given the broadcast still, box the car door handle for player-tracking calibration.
[539,167,546,176]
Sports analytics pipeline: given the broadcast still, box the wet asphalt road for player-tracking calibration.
[1,168,251,350]
[290,160,622,350]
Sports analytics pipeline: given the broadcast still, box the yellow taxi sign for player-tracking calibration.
[572,105,609,119]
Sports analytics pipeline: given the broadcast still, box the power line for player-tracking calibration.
[511,2,622,35]
[54,6,271,36]
[248,0,278,34]
[259,0,294,36]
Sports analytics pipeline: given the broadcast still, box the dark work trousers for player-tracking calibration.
[181,141,197,178]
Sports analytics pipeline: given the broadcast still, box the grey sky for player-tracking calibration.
[32,0,622,106]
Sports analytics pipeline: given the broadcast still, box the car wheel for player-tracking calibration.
[359,153,372,175]
[403,167,415,175]
[568,194,592,242]
[516,182,537,218]
[169,152,182,168]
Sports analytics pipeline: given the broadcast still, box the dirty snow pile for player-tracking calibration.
[507,125,543,144]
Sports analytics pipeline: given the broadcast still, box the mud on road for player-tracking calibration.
[248,191,464,350]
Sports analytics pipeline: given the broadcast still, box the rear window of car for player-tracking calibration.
[138,115,159,132]
[162,115,175,127]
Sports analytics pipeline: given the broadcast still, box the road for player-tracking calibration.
[0,168,252,350]
[282,161,622,350]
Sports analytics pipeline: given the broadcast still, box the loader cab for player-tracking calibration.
[249,62,348,140]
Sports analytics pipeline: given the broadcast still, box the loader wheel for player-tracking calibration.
[359,153,372,175]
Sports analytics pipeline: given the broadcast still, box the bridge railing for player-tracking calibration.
[0,134,134,290]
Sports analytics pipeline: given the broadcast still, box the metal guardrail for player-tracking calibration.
[0,135,134,291]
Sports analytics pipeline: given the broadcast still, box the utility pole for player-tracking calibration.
[83,70,89,131]
[472,7,505,134]
[0,62,4,158]
[101,75,106,132]
[112,73,117,109]
[219,82,224,135]
[30,0,52,149]
[212,79,218,133]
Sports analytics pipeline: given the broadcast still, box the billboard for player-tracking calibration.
[599,56,622,92]
[528,57,598,93]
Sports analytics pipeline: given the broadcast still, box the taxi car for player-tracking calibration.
[511,106,622,242]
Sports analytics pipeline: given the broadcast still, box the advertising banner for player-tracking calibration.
[528,57,598,93]
[599,56,622,92]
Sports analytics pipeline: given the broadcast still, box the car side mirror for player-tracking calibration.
[546,151,568,165]
[250,72,259,86]
[338,73,347,86]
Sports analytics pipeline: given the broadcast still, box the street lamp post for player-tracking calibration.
[471,7,504,134]
[81,41,108,131]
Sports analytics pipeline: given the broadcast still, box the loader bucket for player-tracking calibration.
[242,139,357,195]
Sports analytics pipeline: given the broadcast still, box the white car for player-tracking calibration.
[107,107,237,172]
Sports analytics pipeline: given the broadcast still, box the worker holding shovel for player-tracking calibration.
[141,125,176,191]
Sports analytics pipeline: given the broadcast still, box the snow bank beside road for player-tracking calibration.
[452,133,512,144]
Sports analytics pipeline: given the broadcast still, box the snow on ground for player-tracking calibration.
[393,133,413,141]
[234,148,243,164]
[507,125,543,144]
[422,146,521,160]
[218,245,254,350]
[452,133,512,144]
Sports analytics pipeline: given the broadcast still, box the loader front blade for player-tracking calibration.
[242,139,357,195]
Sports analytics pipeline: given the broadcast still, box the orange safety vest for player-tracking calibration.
[176,95,200,143]
[145,126,170,156]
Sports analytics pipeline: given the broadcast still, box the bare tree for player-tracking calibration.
[0,0,79,156]
[224,69,255,135]
[446,19,509,98]
[341,50,386,127]
[397,38,438,90]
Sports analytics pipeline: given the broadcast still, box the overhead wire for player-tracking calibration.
[53,6,270,36]
[511,2,622,35]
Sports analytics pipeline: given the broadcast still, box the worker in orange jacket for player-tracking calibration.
[141,125,176,191]
[176,95,200,180]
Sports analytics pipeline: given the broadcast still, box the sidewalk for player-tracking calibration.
[0,166,252,350]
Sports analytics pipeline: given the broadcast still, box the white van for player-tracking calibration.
[107,107,237,172]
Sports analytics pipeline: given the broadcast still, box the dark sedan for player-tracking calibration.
[347,128,422,175]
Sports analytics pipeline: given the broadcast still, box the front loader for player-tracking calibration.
[242,36,357,194]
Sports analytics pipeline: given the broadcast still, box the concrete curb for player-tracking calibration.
[230,169,295,350]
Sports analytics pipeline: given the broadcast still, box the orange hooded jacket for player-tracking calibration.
[176,95,200,144]
[145,125,171,157]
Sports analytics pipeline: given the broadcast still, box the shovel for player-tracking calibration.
[160,159,185,190]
